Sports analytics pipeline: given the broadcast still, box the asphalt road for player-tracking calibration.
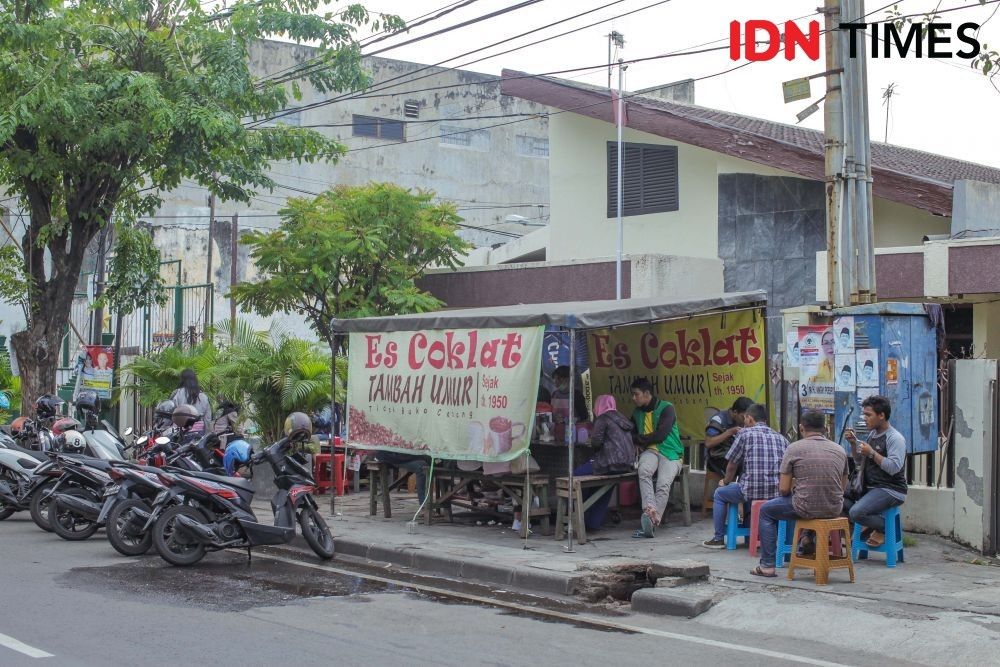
[0,512,905,667]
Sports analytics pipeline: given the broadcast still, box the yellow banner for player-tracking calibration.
[347,327,543,461]
[585,309,767,443]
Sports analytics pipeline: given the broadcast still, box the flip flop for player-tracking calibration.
[750,566,777,578]
[640,513,655,538]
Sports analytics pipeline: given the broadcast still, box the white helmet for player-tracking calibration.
[61,430,87,453]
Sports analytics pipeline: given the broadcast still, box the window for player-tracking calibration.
[440,125,490,151]
[403,100,421,119]
[606,142,679,217]
[516,135,549,158]
[352,115,405,141]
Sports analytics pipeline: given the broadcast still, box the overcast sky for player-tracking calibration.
[339,0,1000,168]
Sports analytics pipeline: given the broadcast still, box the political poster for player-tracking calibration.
[347,327,543,461]
[799,325,834,412]
[835,353,856,391]
[585,308,767,443]
[833,316,855,354]
[79,345,114,399]
[857,348,880,387]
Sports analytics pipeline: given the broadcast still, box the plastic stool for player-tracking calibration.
[788,517,855,585]
[333,452,346,496]
[313,453,333,494]
[852,505,905,567]
[725,502,751,550]
[776,519,795,568]
[748,500,766,556]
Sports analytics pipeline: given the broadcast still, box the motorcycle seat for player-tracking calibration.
[181,469,255,492]
[6,444,48,462]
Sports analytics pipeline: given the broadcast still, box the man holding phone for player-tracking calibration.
[844,395,907,548]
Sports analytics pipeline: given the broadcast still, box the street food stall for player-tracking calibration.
[333,290,769,548]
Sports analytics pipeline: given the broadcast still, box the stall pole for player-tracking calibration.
[333,333,349,515]
[565,334,576,552]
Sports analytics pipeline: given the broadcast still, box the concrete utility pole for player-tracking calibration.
[609,30,625,301]
[230,212,238,331]
[91,224,111,344]
[204,178,217,338]
[825,0,876,306]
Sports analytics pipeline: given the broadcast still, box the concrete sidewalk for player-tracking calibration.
[258,488,1000,617]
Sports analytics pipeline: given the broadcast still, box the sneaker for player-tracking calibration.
[640,513,655,538]
[702,538,726,549]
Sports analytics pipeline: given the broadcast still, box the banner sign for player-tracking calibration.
[78,345,115,399]
[585,309,767,443]
[347,327,543,461]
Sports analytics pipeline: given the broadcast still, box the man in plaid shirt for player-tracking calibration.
[702,403,789,548]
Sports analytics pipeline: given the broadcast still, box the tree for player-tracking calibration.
[231,183,470,429]
[0,0,399,412]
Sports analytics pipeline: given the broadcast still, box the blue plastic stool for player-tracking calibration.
[852,505,905,567]
[725,502,751,550]
[775,519,796,568]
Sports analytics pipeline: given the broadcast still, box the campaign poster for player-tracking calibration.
[347,327,543,461]
[79,345,114,399]
[785,331,800,368]
[857,348,880,387]
[586,308,767,443]
[834,316,855,354]
[798,325,834,412]
[835,354,856,391]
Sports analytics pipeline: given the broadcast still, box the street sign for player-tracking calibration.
[782,77,811,103]
[796,101,820,123]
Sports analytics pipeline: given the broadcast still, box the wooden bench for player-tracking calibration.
[432,468,552,535]
[555,465,692,544]
[366,460,416,519]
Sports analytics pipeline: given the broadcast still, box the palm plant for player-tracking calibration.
[120,342,223,407]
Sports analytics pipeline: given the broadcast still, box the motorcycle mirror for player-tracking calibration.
[154,436,171,446]
[136,435,149,445]
[123,427,134,437]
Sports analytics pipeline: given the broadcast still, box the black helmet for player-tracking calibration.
[76,389,101,414]
[154,399,176,420]
[35,394,64,419]
[283,412,313,440]
[171,404,199,429]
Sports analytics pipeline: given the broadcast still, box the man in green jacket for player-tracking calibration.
[630,378,684,538]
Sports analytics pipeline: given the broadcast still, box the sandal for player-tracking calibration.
[750,566,777,578]
[866,531,885,548]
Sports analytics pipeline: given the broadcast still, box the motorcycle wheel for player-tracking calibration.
[49,487,101,541]
[29,480,57,532]
[0,469,18,520]
[107,498,153,556]
[298,505,334,560]
[153,505,208,566]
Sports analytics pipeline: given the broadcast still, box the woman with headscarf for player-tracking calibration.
[170,368,212,434]
[572,394,637,531]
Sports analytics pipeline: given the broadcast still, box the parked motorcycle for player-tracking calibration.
[151,412,334,566]
[46,435,119,541]
[0,443,61,523]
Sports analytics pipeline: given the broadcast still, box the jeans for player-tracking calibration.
[712,483,747,540]
[843,488,903,532]
[758,495,800,568]
[376,453,429,504]
[574,461,610,531]
[637,449,680,525]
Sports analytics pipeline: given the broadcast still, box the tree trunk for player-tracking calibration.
[11,321,66,416]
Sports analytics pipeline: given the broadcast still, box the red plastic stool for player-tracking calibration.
[313,453,333,494]
[333,452,346,496]
[749,499,767,556]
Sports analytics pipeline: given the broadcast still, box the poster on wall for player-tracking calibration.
[835,354,856,391]
[798,325,834,412]
[833,316,855,354]
[856,348,880,387]
[785,332,800,368]
[346,327,543,461]
[78,345,115,399]
[585,309,767,442]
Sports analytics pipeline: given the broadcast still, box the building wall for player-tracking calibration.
[873,197,950,247]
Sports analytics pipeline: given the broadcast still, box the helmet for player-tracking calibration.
[52,417,82,436]
[171,404,199,429]
[60,430,87,453]
[76,389,101,414]
[283,412,313,440]
[154,399,176,420]
[222,439,252,476]
[10,416,30,434]
[35,394,64,419]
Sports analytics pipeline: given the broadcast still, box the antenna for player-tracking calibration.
[881,82,899,143]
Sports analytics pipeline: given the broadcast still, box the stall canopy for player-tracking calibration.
[332,291,768,332]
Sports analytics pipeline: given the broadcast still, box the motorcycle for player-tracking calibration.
[0,444,62,523]
[46,453,117,541]
[151,434,334,566]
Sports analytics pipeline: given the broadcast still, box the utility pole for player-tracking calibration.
[824,0,848,307]
[609,30,625,301]
[91,224,111,344]
[204,178,217,338]
[230,212,238,331]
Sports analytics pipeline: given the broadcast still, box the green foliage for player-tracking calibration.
[231,183,471,346]
[96,223,168,316]
[0,352,21,423]
[0,244,32,324]
[887,2,1000,81]
[0,0,399,401]
[120,341,223,406]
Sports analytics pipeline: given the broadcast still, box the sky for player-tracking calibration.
[332,0,1000,168]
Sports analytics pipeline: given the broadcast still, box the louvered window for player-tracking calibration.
[606,142,679,217]
[352,115,405,141]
